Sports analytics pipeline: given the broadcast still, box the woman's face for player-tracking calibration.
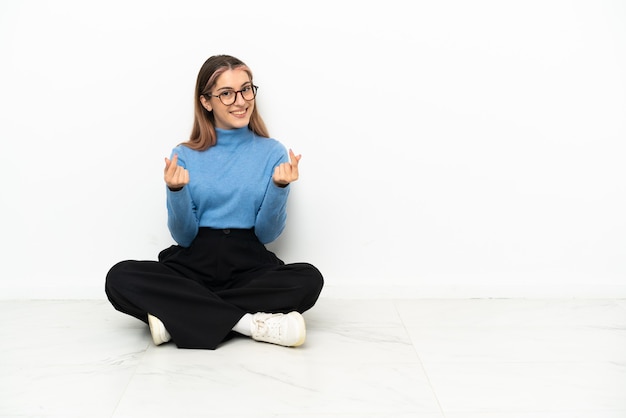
[201,68,255,130]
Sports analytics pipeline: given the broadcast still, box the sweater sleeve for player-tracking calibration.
[254,148,290,244]
[255,181,290,244]
[165,149,199,247]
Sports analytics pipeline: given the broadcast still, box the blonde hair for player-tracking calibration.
[184,55,269,151]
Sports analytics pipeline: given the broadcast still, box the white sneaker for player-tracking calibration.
[147,314,171,345]
[251,312,306,347]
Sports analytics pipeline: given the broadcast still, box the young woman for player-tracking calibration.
[105,55,324,350]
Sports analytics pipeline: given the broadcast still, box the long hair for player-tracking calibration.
[184,55,269,151]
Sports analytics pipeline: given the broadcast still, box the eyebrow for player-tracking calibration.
[216,81,252,92]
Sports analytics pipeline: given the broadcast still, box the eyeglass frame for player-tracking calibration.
[203,85,259,106]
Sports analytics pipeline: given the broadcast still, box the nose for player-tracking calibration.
[233,90,247,105]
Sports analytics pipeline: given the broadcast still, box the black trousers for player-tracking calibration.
[105,228,324,349]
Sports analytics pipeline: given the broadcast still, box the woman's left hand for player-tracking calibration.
[273,149,301,187]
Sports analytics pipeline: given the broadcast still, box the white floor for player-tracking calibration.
[1,298,625,417]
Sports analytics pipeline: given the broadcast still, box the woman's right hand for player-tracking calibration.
[164,154,189,191]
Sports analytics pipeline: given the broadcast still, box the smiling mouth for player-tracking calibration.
[231,108,248,116]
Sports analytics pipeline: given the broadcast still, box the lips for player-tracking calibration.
[231,108,248,117]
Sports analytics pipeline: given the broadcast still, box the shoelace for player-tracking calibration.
[253,314,283,337]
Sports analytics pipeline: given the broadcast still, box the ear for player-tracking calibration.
[199,95,212,112]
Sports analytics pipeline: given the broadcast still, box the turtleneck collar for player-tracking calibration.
[215,126,254,147]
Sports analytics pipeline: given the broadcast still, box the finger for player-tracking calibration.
[165,154,180,176]
[279,162,298,184]
[178,167,190,185]
[174,166,187,184]
[289,149,301,166]
[167,167,188,188]
[273,164,286,184]
[289,164,298,182]
[275,164,285,179]
[286,154,299,180]
[283,164,292,180]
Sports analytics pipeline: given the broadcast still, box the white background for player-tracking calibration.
[1,0,624,299]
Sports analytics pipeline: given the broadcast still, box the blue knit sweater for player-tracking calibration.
[166,127,290,246]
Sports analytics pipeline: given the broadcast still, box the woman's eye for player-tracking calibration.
[220,91,234,98]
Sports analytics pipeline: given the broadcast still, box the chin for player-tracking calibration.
[232,119,252,129]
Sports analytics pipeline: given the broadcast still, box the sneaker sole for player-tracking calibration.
[147,314,169,346]
[289,312,306,347]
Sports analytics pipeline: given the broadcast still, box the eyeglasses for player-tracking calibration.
[204,85,258,106]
